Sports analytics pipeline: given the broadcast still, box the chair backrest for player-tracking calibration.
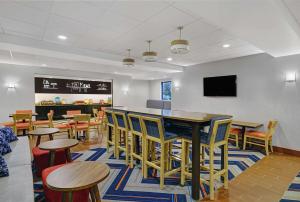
[128,113,143,136]
[74,114,91,124]
[92,108,98,117]
[113,111,129,131]
[208,117,232,145]
[12,113,32,123]
[98,110,104,119]
[47,111,54,127]
[266,120,278,137]
[140,115,164,141]
[16,110,32,114]
[67,110,81,115]
[104,110,115,127]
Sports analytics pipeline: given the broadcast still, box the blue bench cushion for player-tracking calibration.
[0,154,9,177]
[0,127,18,143]
[0,132,12,155]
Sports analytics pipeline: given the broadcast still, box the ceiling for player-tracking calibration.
[0,0,299,80]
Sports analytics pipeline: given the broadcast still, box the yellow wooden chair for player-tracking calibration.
[12,113,33,135]
[228,127,241,147]
[104,110,117,157]
[49,111,72,139]
[243,120,278,155]
[128,113,144,172]
[180,118,232,200]
[72,114,91,141]
[113,111,130,165]
[140,115,182,189]
[33,110,53,129]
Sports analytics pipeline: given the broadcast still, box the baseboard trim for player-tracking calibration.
[273,146,300,157]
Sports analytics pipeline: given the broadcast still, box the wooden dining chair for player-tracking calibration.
[89,110,104,137]
[16,110,33,114]
[104,110,117,157]
[180,118,232,200]
[33,110,53,129]
[140,115,182,189]
[228,127,241,147]
[49,111,72,139]
[12,113,33,135]
[243,120,278,155]
[113,111,130,165]
[128,113,144,172]
[72,114,91,141]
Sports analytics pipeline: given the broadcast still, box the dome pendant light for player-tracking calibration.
[143,40,158,62]
[170,26,190,54]
[123,49,135,67]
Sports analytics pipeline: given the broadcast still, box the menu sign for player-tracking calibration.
[35,77,112,94]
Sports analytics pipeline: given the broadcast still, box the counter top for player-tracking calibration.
[36,103,111,107]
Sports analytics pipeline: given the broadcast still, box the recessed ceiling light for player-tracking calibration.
[167,57,173,61]
[58,35,67,40]
[41,64,47,67]
[222,44,231,48]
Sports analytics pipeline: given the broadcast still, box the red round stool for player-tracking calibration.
[42,164,89,202]
[32,147,67,177]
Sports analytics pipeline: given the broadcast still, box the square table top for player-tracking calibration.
[108,106,232,123]
[232,120,263,128]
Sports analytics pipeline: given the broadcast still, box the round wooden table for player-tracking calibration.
[46,161,110,202]
[39,139,79,166]
[29,128,59,147]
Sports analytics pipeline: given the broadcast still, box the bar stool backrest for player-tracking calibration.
[266,120,278,137]
[104,110,115,127]
[128,113,143,135]
[208,118,232,145]
[140,116,164,141]
[113,111,129,131]
[67,110,81,115]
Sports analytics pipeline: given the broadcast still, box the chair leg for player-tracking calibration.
[269,139,273,153]
[201,145,205,166]
[224,143,229,189]
[243,136,247,150]
[180,140,186,186]
[125,131,129,165]
[209,146,215,200]
[160,143,165,190]
[106,127,110,153]
[130,134,134,168]
[265,139,269,155]
[143,139,148,178]
[115,129,120,159]
[235,134,239,148]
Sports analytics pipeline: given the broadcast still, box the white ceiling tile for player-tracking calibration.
[0,1,49,27]
[108,1,170,22]
[51,1,110,28]
[0,17,44,39]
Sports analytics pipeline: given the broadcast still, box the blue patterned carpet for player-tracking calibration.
[34,145,265,202]
[280,172,300,202]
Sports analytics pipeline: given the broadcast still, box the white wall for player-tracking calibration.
[150,53,300,151]
[0,63,150,122]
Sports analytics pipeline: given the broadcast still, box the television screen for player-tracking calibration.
[203,75,237,96]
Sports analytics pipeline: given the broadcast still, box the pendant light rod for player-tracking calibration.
[146,40,152,52]
[178,26,183,39]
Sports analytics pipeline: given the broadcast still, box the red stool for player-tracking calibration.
[32,147,67,177]
[42,164,89,202]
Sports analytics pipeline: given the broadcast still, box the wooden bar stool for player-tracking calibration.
[180,118,232,200]
[113,111,130,165]
[140,115,182,189]
[128,113,144,171]
[104,110,117,157]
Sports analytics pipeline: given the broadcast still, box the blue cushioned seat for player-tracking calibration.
[0,154,9,177]
[0,127,18,143]
[180,131,210,144]
[0,132,12,155]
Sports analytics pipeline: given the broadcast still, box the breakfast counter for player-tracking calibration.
[35,103,111,120]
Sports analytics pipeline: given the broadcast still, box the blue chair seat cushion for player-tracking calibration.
[0,132,12,155]
[164,125,192,140]
[181,131,210,145]
[0,154,9,177]
[164,131,180,140]
[0,127,18,143]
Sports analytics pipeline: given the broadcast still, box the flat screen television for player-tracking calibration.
[203,75,237,96]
